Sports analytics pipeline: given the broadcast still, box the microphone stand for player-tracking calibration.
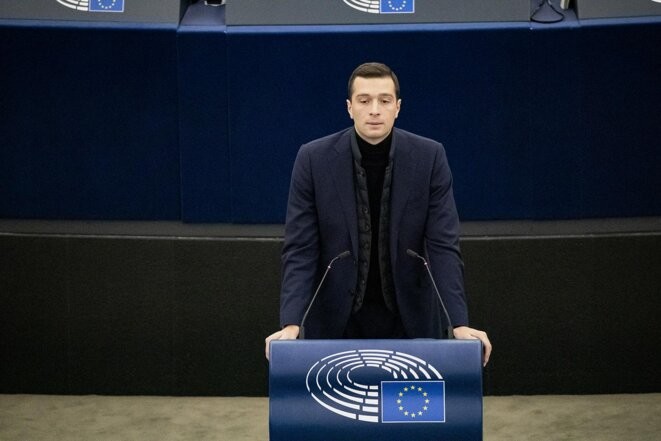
[531,0,564,24]
[299,251,351,339]
[407,249,455,339]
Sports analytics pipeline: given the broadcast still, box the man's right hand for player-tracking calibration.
[265,325,300,361]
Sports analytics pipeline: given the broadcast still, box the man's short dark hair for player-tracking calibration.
[348,62,400,100]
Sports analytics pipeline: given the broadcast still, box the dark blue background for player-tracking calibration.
[1,10,659,223]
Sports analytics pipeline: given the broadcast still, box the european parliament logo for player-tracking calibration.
[57,0,125,13]
[343,0,415,14]
[306,349,445,424]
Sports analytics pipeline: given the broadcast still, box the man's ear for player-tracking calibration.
[346,99,353,119]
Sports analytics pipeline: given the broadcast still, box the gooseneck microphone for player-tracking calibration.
[406,249,455,339]
[299,250,351,339]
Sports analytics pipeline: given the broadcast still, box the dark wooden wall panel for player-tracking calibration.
[1,231,659,396]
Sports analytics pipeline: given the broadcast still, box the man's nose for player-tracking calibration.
[369,101,380,114]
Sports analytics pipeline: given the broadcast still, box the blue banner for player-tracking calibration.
[381,381,445,423]
[89,0,125,12]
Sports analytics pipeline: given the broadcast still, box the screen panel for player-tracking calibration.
[0,0,190,24]
[576,0,661,19]
[226,0,530,26]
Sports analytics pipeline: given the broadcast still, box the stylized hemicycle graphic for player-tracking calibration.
[57,0,125,12]
[57,0,89,10]
[343,0,380,14]
[306,349,443,423]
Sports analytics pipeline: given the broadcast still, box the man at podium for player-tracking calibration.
[266,62,491,366]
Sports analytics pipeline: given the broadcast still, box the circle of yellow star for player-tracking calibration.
[395,384,431,419]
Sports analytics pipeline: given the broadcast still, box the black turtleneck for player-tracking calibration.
[356,131,392,303]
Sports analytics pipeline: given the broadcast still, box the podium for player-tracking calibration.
[269,339,483,441]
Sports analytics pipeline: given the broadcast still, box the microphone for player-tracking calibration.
[299,250,351,339]
[406,249,455,339]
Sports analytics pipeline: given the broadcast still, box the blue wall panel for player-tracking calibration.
[0,14,659,223]
[577,22,661,218]
[226,28,361,223]
[225,20,661,222]
[225,24,539,223]
[0,21,181,220]
[391,25,536,220]
[177,9,231,223]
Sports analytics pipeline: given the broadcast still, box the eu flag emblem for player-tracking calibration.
[89,0,125,12]
[381,381,445,423]
[380,0,415,14]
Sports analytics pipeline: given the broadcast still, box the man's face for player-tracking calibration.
[347,76,401,145]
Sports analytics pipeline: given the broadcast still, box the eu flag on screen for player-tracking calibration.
[89,0,125,12]
[380,0,415,14]
[381,381,445,423]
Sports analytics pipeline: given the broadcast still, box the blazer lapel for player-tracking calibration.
[390,129,417,266]
[329,130,359,259]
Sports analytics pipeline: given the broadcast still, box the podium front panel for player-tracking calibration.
[269,339,482,441]
[576,0,661,19]
[0,0,189,23]
[226,0,530,26]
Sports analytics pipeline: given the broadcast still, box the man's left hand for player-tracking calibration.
[453,326,492,367]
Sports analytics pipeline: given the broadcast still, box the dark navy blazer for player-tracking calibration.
[280,127,468,338]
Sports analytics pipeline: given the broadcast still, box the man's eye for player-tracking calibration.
[359,100,369,104]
